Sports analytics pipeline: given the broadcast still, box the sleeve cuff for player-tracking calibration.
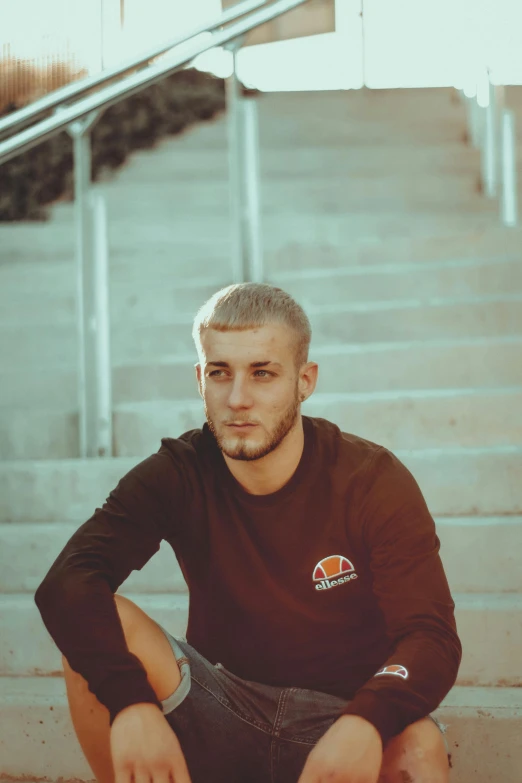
[341,690,404,747]
[95,668,164,726]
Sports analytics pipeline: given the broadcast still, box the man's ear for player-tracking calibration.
[298,361,319,403]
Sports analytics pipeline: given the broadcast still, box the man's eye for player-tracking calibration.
[208,370,273,378]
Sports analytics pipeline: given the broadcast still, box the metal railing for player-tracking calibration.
[0,0,310,459]
[2,3,516,459]
[460,68,518,228]
[0,0,270,142]
[0,0,309,163]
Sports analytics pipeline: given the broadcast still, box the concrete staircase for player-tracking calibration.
[1,87,522,782]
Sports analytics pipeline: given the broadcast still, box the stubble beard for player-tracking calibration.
[205,385,301,462]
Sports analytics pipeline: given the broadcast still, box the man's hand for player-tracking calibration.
[298,714,383,783]
[110,702,192,783]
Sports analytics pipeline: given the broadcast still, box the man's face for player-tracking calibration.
[196,324,302,462]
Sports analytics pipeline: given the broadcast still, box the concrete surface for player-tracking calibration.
[1,446,522,523]
[2,385,522,460]
[0,679,520,782]
[2,337,522,409]
[3,295,522,370]
[3,257,522,329]
[1,592,522,686]
[1,517,521,595]
[1,85,522,783]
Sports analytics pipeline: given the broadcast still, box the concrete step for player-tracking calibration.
[0,678,519,783]
[1,445,521,523]
[119,140,485,179]
[112,387,522,457]
[178,95,469,148]
[0,407,79,461]
[109,210,506,241]
[0,261,216,313]
[183,118,468,151]
[2,336,522,409]
[3,295,522,368]
[184,99,522,154]
[3,258,522,329]
[116,135,522,180]
[36,191,506,233]
[92,178,494,215]
[1,592,521,687]
[271,257,522,307]
[2,217,520,279]
[255,88,464,121]
[2,516,520,596]
[111,337,522,404]
[2,386,521,460]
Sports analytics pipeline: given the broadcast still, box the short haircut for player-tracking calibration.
[192,283,312,370]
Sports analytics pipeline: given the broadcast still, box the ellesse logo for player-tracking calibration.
[313,555,358,591]
[375,665,409,680]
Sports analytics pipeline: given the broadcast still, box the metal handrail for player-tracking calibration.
[0,0,317,458]
[0,0,269,139]
[459,69,518,226]
[0,0,309,165]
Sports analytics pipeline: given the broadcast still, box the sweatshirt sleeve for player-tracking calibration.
[341,447,462,745]
[34,446,183,726]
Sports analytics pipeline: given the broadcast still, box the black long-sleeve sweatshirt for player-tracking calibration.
[35,415,462,745]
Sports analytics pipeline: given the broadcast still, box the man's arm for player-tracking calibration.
[341,447,462,746]
[34,447,183,726]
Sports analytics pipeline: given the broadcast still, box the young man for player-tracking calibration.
[35,283,461,783]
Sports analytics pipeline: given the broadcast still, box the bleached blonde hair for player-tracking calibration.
[192,283,312,370]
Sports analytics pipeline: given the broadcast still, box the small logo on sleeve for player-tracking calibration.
[313,555,358,591]
[375,665,409,679]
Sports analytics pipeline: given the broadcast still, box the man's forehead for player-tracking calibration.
[200,326,292,365]
[201,325,288,348]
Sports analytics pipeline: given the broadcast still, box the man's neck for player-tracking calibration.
[223,420,305,496]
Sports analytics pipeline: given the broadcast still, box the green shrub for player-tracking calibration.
[0,56,231,221]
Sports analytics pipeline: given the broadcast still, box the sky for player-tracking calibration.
[2,0,521,90]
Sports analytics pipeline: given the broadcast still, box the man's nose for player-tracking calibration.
[227,376,253,408]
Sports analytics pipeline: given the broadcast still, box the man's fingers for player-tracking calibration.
[133,766,153,783]
[152,770,174,783]
[113,764,133,783]
[169,755,193,783]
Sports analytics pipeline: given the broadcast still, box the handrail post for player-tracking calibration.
[484,79,497,197]
[226,40,264,283]
[241,94,264,283]
[464,92,481,149]
[91,192,113,455]
[494,85,505,190]
[226,43,246,284]
[478,72,500,199]
[501,109,518,227]
[66,109,113,458]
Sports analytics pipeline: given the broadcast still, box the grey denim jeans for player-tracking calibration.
[155,623,450,783]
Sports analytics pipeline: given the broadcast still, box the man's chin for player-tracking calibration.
[219,436,265,462]
[223,450,260,462]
